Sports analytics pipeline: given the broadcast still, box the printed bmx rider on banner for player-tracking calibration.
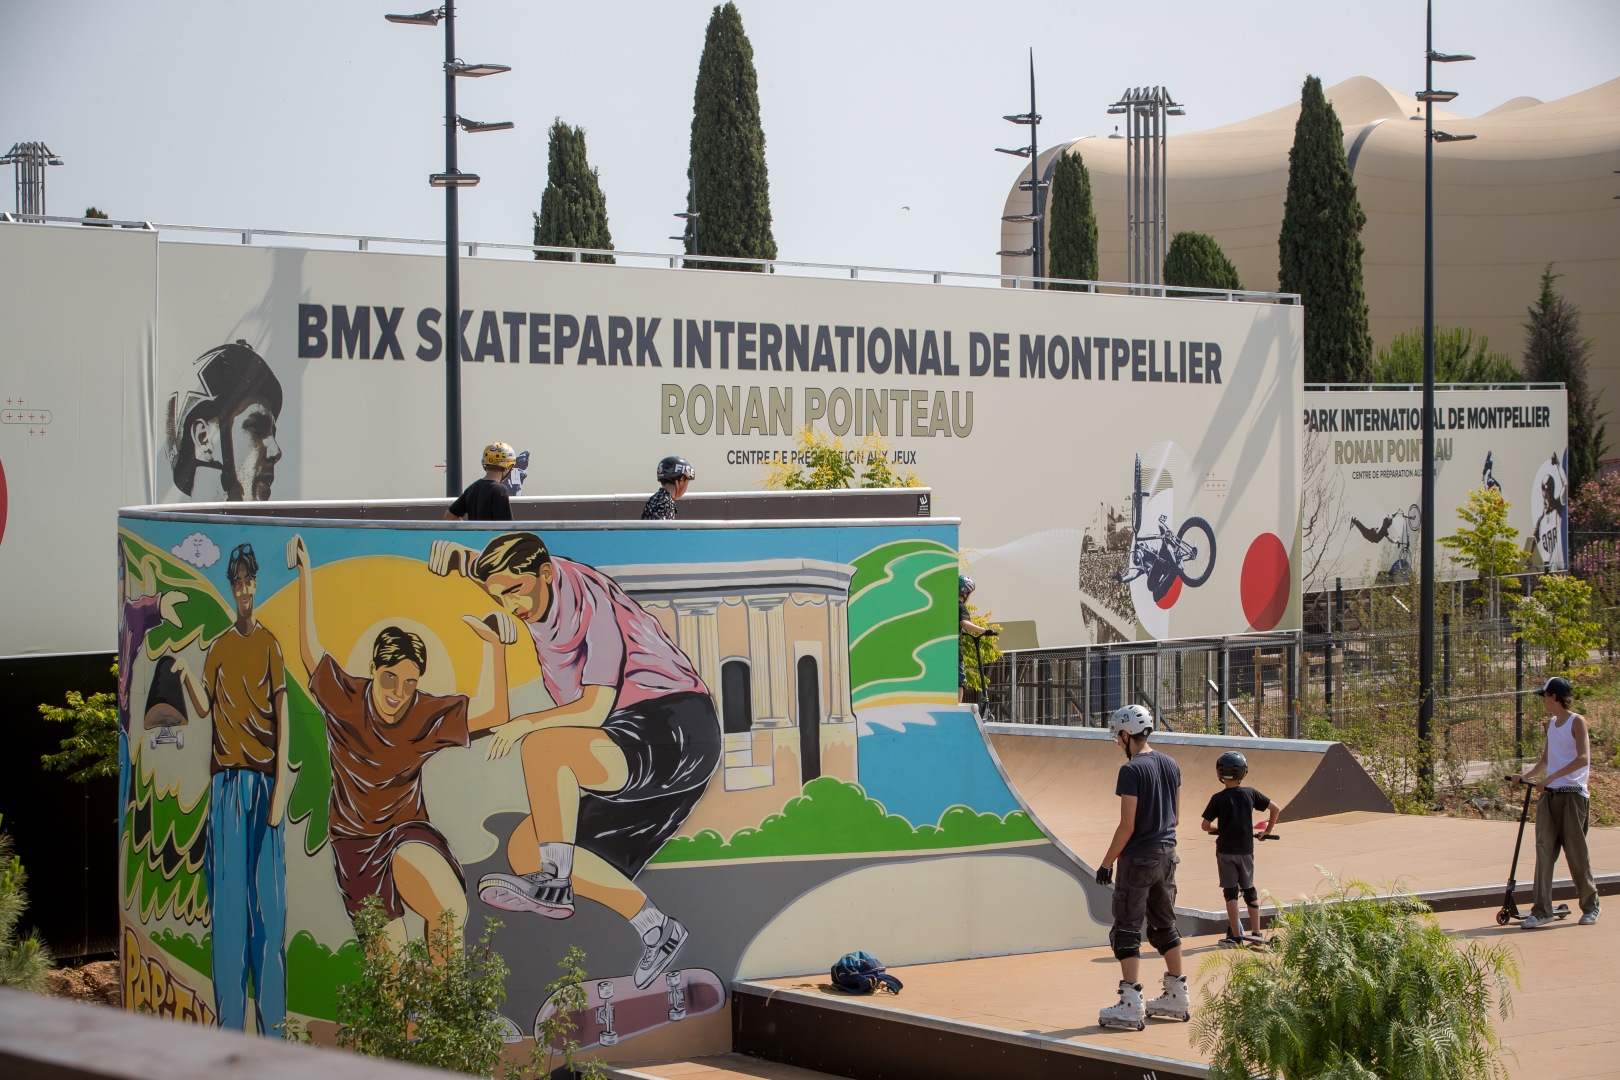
[428,531,723,990]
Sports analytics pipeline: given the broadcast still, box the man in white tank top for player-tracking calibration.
[1511,676,1600,927]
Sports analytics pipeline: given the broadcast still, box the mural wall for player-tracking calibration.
[116,512,1105,1060]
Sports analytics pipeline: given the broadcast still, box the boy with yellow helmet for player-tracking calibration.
[445,442,517,521]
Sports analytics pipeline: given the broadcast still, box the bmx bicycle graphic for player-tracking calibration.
[1114,453,1216,603]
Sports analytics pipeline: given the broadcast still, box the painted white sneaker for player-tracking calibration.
[478,871,574,919]
[1099,981,1146,1031]
[633,916,689,989]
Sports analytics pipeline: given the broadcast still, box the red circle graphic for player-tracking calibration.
[1240,533,1290,631]
[0,455,8,550]
[1155,574,1183,609]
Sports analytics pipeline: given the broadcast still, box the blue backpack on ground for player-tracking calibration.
[830,951,902,995]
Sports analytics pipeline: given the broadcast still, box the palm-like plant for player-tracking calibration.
[1193,876,1518,1080]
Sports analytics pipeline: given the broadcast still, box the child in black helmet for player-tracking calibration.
[642,456,694,520]
[1200,750,1283,945]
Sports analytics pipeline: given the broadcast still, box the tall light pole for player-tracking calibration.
[996,50,1046,283]
[1,142,64,217]
[386,5,512,496]
[1107,88,1184,289]
[1416,0,1474,798]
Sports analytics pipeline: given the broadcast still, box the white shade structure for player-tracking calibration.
[1006,76,1619,440]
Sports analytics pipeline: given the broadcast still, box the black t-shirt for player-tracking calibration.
[449,478,512,522]
[1201,786,1271,855]
[1116,749,1181,857]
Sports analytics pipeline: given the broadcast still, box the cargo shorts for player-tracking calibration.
[1111,842,1179,937]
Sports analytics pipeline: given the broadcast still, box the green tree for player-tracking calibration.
[685,2,776,271]
[1523,264,1605,494]
[532,120,614,264]
[1439,488,1522,620]
[1515,574,1603,675]
[1194,877,1518,1080]
[533,946,608,1080]
[39,663,119,783]
[1279,75,1372,383]
[335,896,509,1075]
[1046,150,1097,289]
[762,429,921,490]
[1370,326,1520,383]
[1163,231,1242,293]
[0,815,51,991]
[83,206,111,226]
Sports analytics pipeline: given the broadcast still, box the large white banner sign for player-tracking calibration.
[1,225,1303,654]
[0,225,157,656]
[1302,388,1569,591]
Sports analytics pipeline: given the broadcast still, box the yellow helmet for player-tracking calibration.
[482,442,517,470]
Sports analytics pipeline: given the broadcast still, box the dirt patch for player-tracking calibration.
[1432,758,1620,827]
[44,960,121,1007]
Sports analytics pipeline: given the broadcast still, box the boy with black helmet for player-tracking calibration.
[642,456,695,520]
[1201,750,1283,945]
[957,576,992,704]
[1096,704,1188,1030]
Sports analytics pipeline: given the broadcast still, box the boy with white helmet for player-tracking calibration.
[445,443,517,522]
[1096,704,1188,1030]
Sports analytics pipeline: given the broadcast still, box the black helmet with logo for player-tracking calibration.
[1216,750,1249,782]
[657,456,695,483]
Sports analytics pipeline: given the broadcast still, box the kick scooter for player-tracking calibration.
[1494,775,1571,926]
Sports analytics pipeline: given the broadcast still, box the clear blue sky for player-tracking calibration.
[2,0,1614,275]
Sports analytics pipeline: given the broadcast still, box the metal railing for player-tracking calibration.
[1306,382,1566,392]
[1,212,1301,304]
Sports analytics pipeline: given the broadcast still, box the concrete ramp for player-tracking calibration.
[987,724,1392,852]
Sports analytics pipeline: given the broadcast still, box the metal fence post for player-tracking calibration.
[1219,637,1230,736]
[1514,627,1524,760]
[1287,632,1300,739]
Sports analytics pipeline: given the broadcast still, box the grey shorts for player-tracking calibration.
[1111,844,1179,934]
[1217,852,1255,891]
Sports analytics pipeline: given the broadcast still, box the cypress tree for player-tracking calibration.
[1279,75,1372,382]
[532,119,614,264]
[686,2,776,271]
[1163,231,1242,292]
[1047,149,1098,290]
[1523,263,1606,493]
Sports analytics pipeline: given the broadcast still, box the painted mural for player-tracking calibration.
[116,514,1104,1059]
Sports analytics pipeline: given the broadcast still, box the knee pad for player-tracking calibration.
[1243,886,1259,906]
[1109,925,1141,960]
[1223,885,1241,901]
[1146,925,1181,956]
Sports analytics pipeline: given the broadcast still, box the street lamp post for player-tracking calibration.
[995,50,1046,283]
[1416,0,1474,799]
[386,5,512,496]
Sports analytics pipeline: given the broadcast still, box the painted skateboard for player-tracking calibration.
[533,968,725,1052]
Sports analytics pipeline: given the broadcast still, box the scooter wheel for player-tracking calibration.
[1495,909,1510,926]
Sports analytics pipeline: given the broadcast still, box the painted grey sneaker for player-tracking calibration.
[478,871,574,919]
[633,916,688,989]
[1579,910,1600,925]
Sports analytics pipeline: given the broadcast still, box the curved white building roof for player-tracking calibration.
[1003,76,1619,435]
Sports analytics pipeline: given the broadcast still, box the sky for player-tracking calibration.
[2,0,1615,276]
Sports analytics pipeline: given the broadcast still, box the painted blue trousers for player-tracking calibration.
[206,769,287,1034]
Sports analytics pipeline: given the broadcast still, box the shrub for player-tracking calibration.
[1194,877,1518,1080]
[1370,326,1520,384]
[39,664,119,783]
[1163,231,1242,293]
[0,815,51,991]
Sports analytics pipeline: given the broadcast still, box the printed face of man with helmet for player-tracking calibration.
[167,342,284,502]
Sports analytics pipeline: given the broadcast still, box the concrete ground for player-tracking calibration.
[758,904,1616,1079]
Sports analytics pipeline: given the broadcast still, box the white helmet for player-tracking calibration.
[1109,704,1155,737]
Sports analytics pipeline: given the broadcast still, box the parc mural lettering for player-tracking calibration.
[117,513,1101,1057]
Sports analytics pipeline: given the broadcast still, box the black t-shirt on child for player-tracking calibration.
[1201,786,1271,855]
[449,478,512,522]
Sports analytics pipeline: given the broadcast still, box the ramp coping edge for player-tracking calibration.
[731,980,1208,1077]
[985,721,1336,753]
